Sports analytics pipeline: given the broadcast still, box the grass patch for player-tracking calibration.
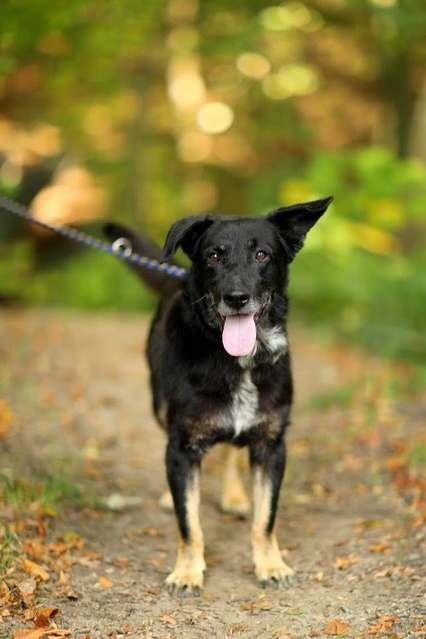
[0,471,91,515]
[0,526,20,574]
[0,470,100,575]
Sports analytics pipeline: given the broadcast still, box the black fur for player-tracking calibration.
[105,196,333,593]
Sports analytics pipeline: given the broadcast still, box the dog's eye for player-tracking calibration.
[256,250,267,261]
[208,252,220,263]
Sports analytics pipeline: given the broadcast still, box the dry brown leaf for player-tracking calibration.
[324,620,351,635]
[16,631,71,639]
[241,599,274,611]
[0,581,11,606]
[121,624,135,634]
[14,630,46,639]
[160,614,178,626]
[142,527,164,537]
[33,608,60,628]
[368,615,398,634]
[21,558,50,581]
[368,543,390,554]
[99,576,114,588]
[333,554,359,570]
[0,399,13,438]
[18,577,38,596]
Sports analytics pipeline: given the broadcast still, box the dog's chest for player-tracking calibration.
[228,370,259,437]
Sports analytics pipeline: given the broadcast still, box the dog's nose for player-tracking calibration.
[224,290,250,310]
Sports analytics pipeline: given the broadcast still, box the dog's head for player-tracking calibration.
[162,197,333,357]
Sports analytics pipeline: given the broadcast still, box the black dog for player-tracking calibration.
[105,196,332,595]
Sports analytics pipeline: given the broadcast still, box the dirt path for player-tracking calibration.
[1,309,425,639]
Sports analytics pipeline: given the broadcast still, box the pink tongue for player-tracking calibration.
[222,314,257,357]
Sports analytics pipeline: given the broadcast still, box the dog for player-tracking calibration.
[105,196,333,595]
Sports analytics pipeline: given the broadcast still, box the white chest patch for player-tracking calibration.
[230,370,259,437]
[238,326,287,369]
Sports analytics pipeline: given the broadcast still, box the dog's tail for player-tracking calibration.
[104,222,183,296]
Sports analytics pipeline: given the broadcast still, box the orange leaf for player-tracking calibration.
[160,614,178,626]
[0,399,13,438]
[333,555,359,570]
[99,576,113,588]
[368,543,390,554]
[13,630,47,639]
[368,616,398,634]
[324,620,351,635]
[34,608,60,628]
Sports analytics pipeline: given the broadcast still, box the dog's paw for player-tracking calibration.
[164,567,204,597]
[220,493,251,517]
[255,560,294,589]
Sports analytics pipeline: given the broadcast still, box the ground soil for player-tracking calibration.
[1,309,425,639]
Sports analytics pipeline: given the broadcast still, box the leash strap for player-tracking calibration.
[0,193,188,280]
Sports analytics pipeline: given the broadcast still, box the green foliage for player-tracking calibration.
[0,471,84,513]
[21,246,157,312]
[278,147,426,362]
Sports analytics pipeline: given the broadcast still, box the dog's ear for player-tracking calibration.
[267,197,333,261]
[161,215,215,262]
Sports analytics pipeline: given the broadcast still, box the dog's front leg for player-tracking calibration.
[164,440,205,595]
[250,437,294,588]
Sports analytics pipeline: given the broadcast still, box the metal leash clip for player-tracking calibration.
[111,237,132,258]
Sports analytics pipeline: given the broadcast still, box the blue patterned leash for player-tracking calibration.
[0,193,188,280]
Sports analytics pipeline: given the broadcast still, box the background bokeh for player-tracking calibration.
[1,0,425,361]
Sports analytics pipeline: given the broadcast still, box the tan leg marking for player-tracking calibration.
[221,445,251,516]
[165,468,206,595]
[251,467,293,587]
[159,490,174,512]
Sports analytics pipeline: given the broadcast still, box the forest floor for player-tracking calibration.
[0,309,425,639]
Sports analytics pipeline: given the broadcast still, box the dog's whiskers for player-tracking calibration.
[189,294,208,307]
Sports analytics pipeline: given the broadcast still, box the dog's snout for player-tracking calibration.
[223,290,250,310]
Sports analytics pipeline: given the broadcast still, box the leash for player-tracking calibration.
[0,193,189,280]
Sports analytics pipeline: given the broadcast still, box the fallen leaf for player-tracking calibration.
[324,620,351,635]
[333,555,359,570]
[368,615,398,634]
[62,532,84,549]
[368,543,390,554]
[99,576,114,588]
[0,581,10,606]
[142,526,164,537]
[121,624,135,634]
[34,608,60,628]
[13,630,47,639]
[160,614,178,626]
[284,608,304,616]
[0,399,13,438]
[21,558,50,581]
[18,577,37,597]
[241,599,274,611]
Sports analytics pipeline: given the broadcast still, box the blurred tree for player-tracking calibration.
[2,0,426,233]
